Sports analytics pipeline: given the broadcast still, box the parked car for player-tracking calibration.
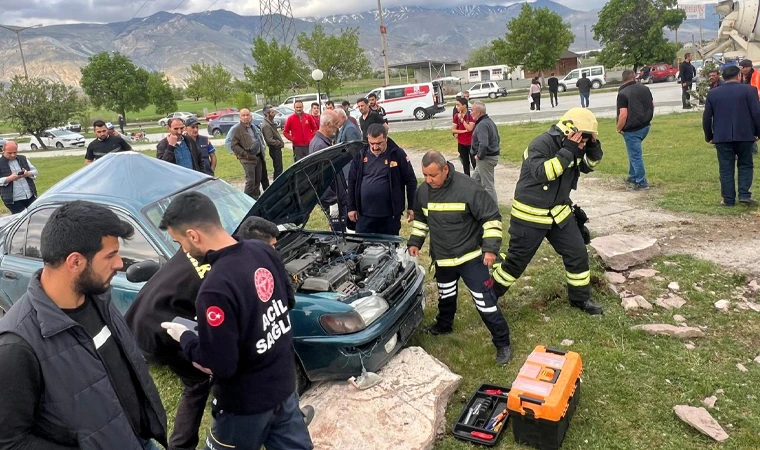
[556,66,606,92]
[64,121,81,132]
[637,63,679,83]
[0,147,426,391]
[206,113,263,137]
[367,81,446,121]
[254,108,288,129]
[0,138,5,150]
[158,112,197,127]
[457,81,508,99]
[30,129,85,150]
[279,93,329,110]
[205,107,239,121]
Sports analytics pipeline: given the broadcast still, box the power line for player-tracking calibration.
[170,0,190,14]
[205,0,222,12]
[115,0,151,38]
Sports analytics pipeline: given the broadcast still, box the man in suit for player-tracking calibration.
[703,65,760,207]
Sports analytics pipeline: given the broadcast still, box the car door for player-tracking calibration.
[470,84,482,98]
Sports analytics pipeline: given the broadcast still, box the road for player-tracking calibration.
[17,82,687,158]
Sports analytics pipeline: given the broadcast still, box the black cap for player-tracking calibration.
[185,117,200,127]
[740,59,753,68]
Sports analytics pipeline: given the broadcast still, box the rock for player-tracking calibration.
[737,363,748,373]
[628,269,658,279]
[702,396,718,409]
[653,276,666,282]
[744,301,760,312]
[590,234,661,271]
[621,297,640,311]
[630,324,705,339]
[714,300,730,312]
[523,276,532,281]
[714,389,724,395]
[609,284,619,295]
[655,295,687,310]
[694,285,704,292]
[633,295,653,310]
[685,343,696,350]
[560,339,574,346]
[754,355,760,365]
[673,315,686,323]
[749,280,760,292]
[668,282,680,291]
[674,405,729,442]
[303,347,462,450]
[543,315,551,322]
[605,271,627,284]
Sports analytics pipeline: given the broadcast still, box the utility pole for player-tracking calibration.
[377,0,390,86]
[0,24,41,79]
[584,25,588,56]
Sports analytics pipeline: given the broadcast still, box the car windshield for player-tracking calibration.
[142,179,255,251]
[277,107,294,114]
[50,130,75,137]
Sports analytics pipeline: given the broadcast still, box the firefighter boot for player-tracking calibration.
[496,345,513,365]
[571,299,604,315]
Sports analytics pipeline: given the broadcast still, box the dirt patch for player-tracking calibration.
[406,150,760,275]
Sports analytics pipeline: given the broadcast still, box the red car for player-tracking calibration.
[205,107,239,121]
[637,63,678,84]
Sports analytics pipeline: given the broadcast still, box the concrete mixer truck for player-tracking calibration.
[701,0,760,62]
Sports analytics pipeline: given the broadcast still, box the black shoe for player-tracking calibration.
[631,183,650,191]
[683,105,693,109]
[571,300,604,315]
[424,324,453,335]
[496,345,513,365]
[301,405,315,427]
[739,198,759,207]
[624,177,635,184]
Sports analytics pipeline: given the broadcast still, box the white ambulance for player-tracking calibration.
[367,81,446,121]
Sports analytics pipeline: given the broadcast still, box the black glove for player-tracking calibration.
[562,137,585,160]
[585,138,603,162]
[573,205,591,245]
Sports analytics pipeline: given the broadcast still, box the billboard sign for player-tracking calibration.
[679,4,706,20]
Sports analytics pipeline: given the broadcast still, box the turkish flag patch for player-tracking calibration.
[206,306,225,327]
[254,268,275,302]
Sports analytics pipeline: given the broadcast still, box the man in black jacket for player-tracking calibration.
[156,118,204,171]
[0,201,167,450]
[85,119,132,164]
[616,69,654,191]
[347,124,417,235]
[680,53,696,109]
[470,101,500,203]
[159,193,312,450]
[576,74,592,108]
[547,73,559,107]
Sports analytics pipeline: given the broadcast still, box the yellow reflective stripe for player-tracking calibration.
[411,229,428,237]
[495,266,516,282]
[584,154,600,168]
[511,208,554,225]
[493,270,515,287]
[554,207,572,224]
[436,249,482,267]
[482,220,502,230]
[550,205,572,224]
[550,157,564,178]
[412,220,429,230]
[483,230,502,238]
[544,160,557,181]
[566,270,590,286]
[422,208,428,216]
[428,202,466,212]
[523,147,529,160]
[512,200,550,216]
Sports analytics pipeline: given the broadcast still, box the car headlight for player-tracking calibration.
[319,295,389,335]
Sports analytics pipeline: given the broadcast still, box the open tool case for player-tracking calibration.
[452,383,511,446]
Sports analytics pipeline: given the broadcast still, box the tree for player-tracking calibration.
[246,37,303,101]
[0,77,84,149]
[185,83,201,101]
[592,0,685,72]
[467,44,501,68]
[497,4,574,77]
[297,25,371,96]
[147,72,177,115]
[79,52,150,123]
[185,62,233,108]
[231,91,254,111]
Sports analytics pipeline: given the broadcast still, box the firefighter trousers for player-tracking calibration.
[493,217,591,305]
[434,258,511,348]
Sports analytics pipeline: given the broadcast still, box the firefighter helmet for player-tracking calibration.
[556,108,599,136]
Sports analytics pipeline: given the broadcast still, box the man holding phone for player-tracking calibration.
[491,108,604,316]
[0,141,38,214]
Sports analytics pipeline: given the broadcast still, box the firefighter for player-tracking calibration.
[492,108,604,315]
[408,151,513,365]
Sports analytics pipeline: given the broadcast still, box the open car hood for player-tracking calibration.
[236,140,364,230]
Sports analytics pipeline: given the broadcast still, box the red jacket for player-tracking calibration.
[283,113,317,147]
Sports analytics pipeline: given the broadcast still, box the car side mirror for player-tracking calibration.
[126,260,161,283]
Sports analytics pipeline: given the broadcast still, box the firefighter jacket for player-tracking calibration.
[408,162,502,267]
[511,125,603,229]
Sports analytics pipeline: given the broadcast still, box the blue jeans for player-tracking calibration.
[205,392,312,450]
[623,126,651,187]
[715,141,754,205]
[580,91,590,108]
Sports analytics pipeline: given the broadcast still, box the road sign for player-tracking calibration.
[679,4,706,20]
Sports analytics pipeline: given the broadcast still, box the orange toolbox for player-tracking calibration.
[507,345,582,450]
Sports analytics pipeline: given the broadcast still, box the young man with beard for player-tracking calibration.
[85,119,132,164]
[159,192,312,450]
[0,201,167,449]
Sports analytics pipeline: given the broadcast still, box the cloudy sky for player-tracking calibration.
[0,0,609,27]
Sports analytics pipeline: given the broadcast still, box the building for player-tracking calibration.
[387,60,463,84]
[523,50,580,78]
[453,65,524,83]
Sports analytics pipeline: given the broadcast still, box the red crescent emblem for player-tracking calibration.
[206,306,225,327]
[254,268,275,302]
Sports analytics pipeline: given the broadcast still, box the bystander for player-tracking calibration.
[470,101,500,203]
[85,120,132,164]
[616,69,654,191]
[0,141,38,214]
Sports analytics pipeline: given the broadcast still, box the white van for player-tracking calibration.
[279,93,329,109]
[367,81,446,121]
[557,66,606,92]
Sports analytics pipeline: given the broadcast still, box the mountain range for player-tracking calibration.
[0,0,719,87]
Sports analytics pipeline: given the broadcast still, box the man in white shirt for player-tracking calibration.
[0,141,38,214]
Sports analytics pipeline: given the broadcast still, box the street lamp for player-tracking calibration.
[311,69,324,111]
[0,24,42,79]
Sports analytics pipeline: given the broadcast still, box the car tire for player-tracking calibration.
[591,80,602,89]
[558,84,566,92]
[413,108,428,121]
[666,75,675,82]
[295,357,311,395]
[30,144,38,150]
[55,142,64,149]
[488,92,497,99]
[159,120,166,127]
[212,128,222,137]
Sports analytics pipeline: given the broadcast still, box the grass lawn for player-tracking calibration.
[392,112,755,216]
